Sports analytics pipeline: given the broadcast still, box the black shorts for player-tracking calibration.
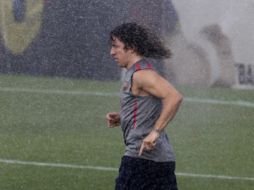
[115,156,178,190]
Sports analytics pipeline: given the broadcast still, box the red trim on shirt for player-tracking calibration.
[147,63,153,69]
[135,63,141,71]
[133,97,138,129]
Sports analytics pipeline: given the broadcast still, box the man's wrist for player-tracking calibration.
[153,128,161,134]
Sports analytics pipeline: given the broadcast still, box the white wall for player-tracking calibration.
[171,0,254,88]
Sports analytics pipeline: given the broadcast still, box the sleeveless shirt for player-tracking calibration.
[120,59,175,162]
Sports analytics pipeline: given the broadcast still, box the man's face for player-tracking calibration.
[110,37,132,68]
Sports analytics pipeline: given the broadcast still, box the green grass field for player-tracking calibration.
[0,74,253,190]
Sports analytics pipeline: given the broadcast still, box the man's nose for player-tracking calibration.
[110,48,115,56]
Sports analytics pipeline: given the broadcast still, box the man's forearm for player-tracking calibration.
[153,93,183,132]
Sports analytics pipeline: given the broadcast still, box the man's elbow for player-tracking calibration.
[163,91,183,106]
[175,92,183,106]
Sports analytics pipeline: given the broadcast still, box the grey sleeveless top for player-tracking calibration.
[120,59,175,162]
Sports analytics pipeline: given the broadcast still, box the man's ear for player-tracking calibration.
[128,47,136,54]
[125,45,136,53]
[130,48,136,54]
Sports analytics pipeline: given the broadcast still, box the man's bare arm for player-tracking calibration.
[133,70,183,155]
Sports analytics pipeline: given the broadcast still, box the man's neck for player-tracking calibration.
[126,55,143,70]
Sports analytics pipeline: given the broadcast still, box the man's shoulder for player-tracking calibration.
[133,69,160,86]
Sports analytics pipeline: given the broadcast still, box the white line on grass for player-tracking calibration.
[184,97,254,108]
[0,87,118,97]
[0,159,117,171]
[0,86,254,108]
[0,159,254,181]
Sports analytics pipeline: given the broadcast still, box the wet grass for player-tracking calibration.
[0,74,253,190]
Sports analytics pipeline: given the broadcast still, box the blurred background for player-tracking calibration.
[0,0,253,88]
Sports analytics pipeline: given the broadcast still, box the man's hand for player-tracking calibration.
[139,129,160,156]
[106,112,120,128]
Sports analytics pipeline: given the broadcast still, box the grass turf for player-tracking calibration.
[0,74,253,190]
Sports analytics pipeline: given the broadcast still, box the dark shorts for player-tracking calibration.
[115,156,178,190]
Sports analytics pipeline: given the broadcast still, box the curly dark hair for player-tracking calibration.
[110,22,171,59]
